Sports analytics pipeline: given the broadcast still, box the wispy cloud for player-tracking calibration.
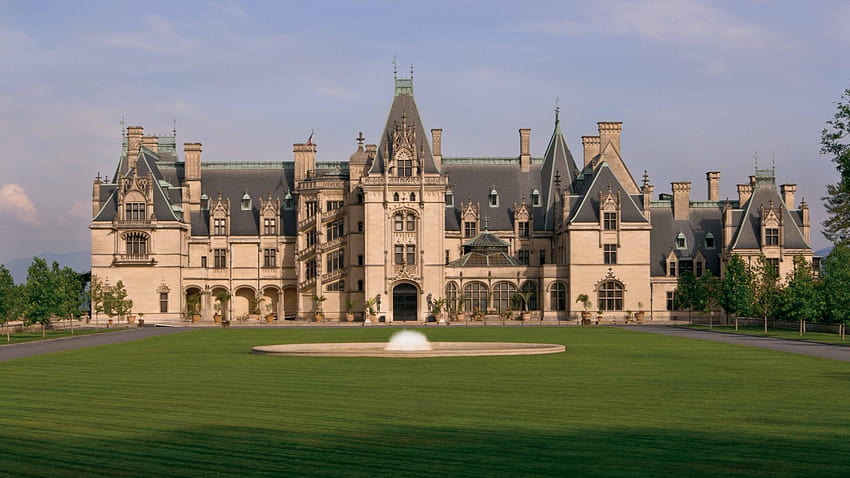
[0,184,40,226]
[515,0,781,50]
[313,85,358,100]
[105,15,195,53]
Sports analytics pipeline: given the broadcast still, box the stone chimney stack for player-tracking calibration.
[431,128,443,172]
[141,135,158,152]
[183,143,202,214]
[519,128,531,172]
[597,122,622,155]
[672,181,691,221]
[706,171,720,201]
[641,183,654,220]
[737,183,753,205]
[92,175,101,218]
[127,126,143,169]
[294,143,317,183]
[781,184,797,209]
[581,136,600,168]
[800,199,810,243]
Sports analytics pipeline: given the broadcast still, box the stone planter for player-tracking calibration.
[520,312,531,321]
[213,315,222,324]
[265,315,275,323]
[345,313,354,322]
[127,316,136,324]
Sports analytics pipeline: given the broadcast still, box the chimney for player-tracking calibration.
[598,122,622,155]
[749,175,756,187]
[800,199,810,244]
[781,184,797,209]
[641,183,654,220]
[431,128,443,172]
[722,202,734,249]
[294,143,317,183]
[184,143,202,180]
[92,175,101,218]
[706,171,720,201]
[737,183,753,205]
[581,136,600,167]
[127,126,143,169]
[519,128,531,172]
[141,135,158,152]
[671,181,691,221]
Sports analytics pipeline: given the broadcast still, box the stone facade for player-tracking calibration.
[90,76,813,324]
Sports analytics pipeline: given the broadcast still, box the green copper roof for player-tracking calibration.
[394,77,413,96]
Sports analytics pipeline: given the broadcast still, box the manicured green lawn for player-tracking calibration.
[1,327,848,477]
[684,325,849,346]
[0,326,130,344]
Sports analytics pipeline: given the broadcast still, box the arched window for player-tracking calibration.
[598,280,623,311]
[550,282,566,311]
[463,282,488,315]
[394,214,404,232]
[409,192,416,202]
[704,232,715,249]
[445,282,458,312]
[676,232,687,249]
[200,194,209,210]
[125,232,148,258]
[406,213,415,231]
[393,192,400,201]
[519,281,538,310]
[493,282,516,313]
[283,192,294,210]
[531,189,541,207]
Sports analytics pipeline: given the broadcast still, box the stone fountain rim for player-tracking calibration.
[251,342,565,358]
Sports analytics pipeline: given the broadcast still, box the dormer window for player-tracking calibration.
[765,228,779,246]
[704,233,715,249]
[125,202,146,221]
[396,150,413,177]
[531,189,541,207]
[241,192,251,211]
[489,188,499,207]
[200,194,209,210]
[445,191,454,207]
[283,192,294,210]
[676,232,686,249]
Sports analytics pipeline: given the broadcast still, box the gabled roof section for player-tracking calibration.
[569,162,648,224]
[450,231,523,267]
[368,77,438,175]
[540,113,579,229]
[462,230,510,252]
[730,184,810,250]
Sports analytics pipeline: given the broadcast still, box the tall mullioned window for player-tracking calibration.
[397,159,412,176]
[125,232,148,257]
[406,213,416,231]
[604,244,617,265]
[263,248,276,268]
[492,282,516,314]
[327,250,344,272]
[603,212,617,230]
[160,292,168,313]
[213,218,226,236]
[464,221,477,238]
[550,282,566,311]
[263,218,276,235]
[765,228,780,246]
[518,221,530,238]
[125,202,145,221]
[326,219,344,241]
[213,248,227,268]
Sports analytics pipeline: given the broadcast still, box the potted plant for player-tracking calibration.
[344,296,358,322]
[264,302,276,323]
[214,291,230,323]
[431,297,447,324]
[514,291,534,321]
[576,294,591,326]
[634,302,646,322]
[455,299,466,321]
[625,310,633,324]
[363,297,377,324]
[311,295,326,322]
[186,294,202,322]
[248,295,262,321]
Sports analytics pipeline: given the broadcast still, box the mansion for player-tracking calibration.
[90,75,814,324]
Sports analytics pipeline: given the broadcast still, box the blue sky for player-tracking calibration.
[1,0,848,263]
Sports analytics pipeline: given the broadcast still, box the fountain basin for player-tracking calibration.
[251,341,565,358]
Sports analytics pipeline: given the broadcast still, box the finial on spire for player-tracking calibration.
[120,116,125,137]
[482,214,490,231]
[173,118,177,138]
[356,132,364,146]
[392,55,397,80]
[555,96,560,123]
[410,64,414,79]
[642,170,649,186]
[754,152,759,171]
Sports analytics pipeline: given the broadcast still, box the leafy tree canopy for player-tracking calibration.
[821,87,850,244]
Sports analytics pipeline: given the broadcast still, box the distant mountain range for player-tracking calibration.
[3,251,90,284]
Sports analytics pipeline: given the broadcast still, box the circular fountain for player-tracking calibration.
[251,330,565,358]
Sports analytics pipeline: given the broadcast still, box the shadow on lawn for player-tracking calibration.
[3,423,847,477]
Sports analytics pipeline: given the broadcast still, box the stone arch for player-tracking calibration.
[519,281,538,311]
[491,281,517,313]
[184,286,203,317]
[233,286,257,321]
[391,281,419,322]
[462,281,489,315]
[210,286,230,320]
[282,286,297,319]
[261,286,280,318]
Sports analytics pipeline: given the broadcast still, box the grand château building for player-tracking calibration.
[90,75,813,324]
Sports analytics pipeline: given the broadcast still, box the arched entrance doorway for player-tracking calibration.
[392,283,418,322]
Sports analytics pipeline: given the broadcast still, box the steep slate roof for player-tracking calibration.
[369,78,438,175]
[442,161,545,231]
[649,206,723,277]
[568,162,648,224]
[540,115,579,229]
[94,149,182,222]
[730,184,810,250]
[198,166,296,236]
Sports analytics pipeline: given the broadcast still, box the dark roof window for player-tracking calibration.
[531,189,541,207]
[489,188,499,207]
[445,191,454,207]
[200,193,209,210]
[241,192,251,211]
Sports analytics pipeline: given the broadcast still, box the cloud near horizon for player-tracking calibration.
[0,184,41,226]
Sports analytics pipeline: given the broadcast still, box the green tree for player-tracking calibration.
[24,258,58,337]
[720,254,755,320]
[53,264,84,331]
[751,256,781,333]
[777,255,822,322]
[820,244,850,323]
[675,271,698,323]
[88,275,107,328]
[696,271,721,327]
[821,87,850,244]
[0,265,21,342]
